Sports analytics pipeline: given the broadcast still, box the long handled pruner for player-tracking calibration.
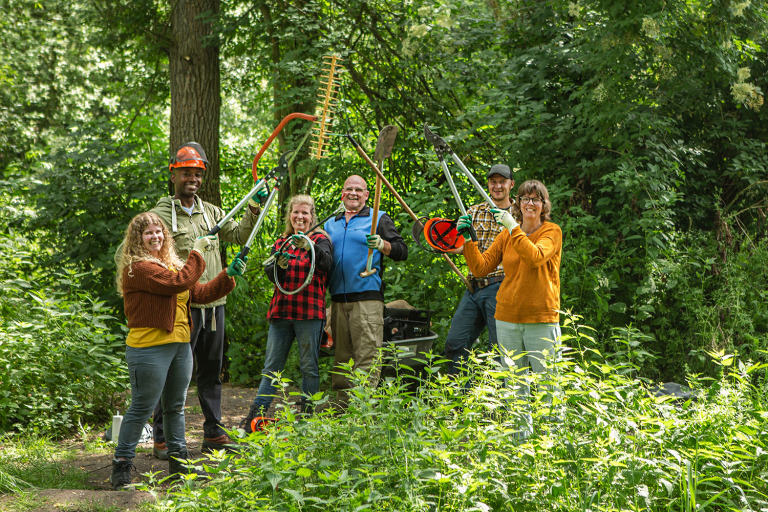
[206,113,318,237]
[361,125,398,278]
[346,133,475,293]
[424,123,496,212]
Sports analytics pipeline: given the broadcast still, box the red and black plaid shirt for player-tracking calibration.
[266,232,331,321]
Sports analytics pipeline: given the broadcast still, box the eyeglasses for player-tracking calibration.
[518,196,543,205]
[343,187,367,193]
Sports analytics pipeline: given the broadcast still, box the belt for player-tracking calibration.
[469,275,504,290]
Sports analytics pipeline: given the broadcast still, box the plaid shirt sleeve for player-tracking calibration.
[467,203,512,280]
[267,233,329,321]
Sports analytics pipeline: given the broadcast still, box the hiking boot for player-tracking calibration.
[110,458,136,490]
[239,403,267,434]
[168,449,208,480]
[201,434,240,453]
[153,441,169,460]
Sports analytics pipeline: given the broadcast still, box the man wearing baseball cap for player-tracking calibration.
[444,164,514,375]
[117,142,268,455]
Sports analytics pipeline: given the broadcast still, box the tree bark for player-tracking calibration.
[169,0,222,207]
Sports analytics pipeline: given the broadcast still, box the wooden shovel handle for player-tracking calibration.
[351,145,475,293]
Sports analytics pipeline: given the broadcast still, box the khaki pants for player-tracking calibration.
[331,300,384,397]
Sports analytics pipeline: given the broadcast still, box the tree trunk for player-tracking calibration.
[169,0,222,207]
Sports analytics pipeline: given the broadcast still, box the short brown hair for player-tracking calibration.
[511,179,551,223]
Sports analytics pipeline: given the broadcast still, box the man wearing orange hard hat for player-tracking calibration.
[147,142,267,455]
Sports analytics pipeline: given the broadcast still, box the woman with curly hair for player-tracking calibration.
[457,180,562,429]
[110,212,246,489]
[241,195,333,430]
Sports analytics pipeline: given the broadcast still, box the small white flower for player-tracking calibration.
[593,83,607,102]
[641,17,660,39]
[409,24,430,38]
[417,5,431,16]
[737,67,751,83]
[723,40,733,50]
[436,12,453,28]
[732,0,750,16]
[568,2,580,17]
[731,82,754,103]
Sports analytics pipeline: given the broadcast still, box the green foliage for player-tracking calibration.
[149,316,768,511]
[0,231,128,435]
[0,435,89,493]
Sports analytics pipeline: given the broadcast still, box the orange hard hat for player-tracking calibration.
[169,142,209,171]
[423,218,465,252]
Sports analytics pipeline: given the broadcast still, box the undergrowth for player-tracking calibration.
[148,314,768,511]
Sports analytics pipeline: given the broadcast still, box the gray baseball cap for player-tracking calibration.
[486,164,512,179]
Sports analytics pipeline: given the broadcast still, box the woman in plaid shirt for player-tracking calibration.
[242,195,333,429]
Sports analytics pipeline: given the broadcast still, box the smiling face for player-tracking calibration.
[142,223,164,257]
[171,167,203,201]
[518,193,544,225]
[488,174,514,203]
[290,202,313,234]
[342,175,369,213]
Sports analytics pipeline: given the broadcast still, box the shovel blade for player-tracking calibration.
[373,125,399,163]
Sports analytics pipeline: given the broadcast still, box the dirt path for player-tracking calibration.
[2,383,295,512]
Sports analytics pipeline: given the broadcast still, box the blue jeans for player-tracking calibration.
[252,319,323,414]
[115,342,192,459]
[444,282,500,375]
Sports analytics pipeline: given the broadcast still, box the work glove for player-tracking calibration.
[248,184,270,208]
[192,235,216,255]
[490,208,519,234]
[456,215,473,242]
[291,232,312,250]
[277,252,290,270]
[366,234,385,251]
[226,256,247,277]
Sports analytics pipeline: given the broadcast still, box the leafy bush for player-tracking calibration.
[0,231,128,435]
[151,315,768,511]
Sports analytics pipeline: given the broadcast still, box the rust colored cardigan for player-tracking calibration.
[463,222,562,324]
[122,250,236,333]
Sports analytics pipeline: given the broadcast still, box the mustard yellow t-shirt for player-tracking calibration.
[126,289,191,348]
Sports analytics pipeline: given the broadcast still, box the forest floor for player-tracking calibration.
[0,383,299,512]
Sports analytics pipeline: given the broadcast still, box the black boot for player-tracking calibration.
[299,401,314,416]
[168,449,208,480]
[109,458,136,490]
[239,403,267,434]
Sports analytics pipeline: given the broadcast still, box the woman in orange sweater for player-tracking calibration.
[458,179,562,387]
[111,212,245,489]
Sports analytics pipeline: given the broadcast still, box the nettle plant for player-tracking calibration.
[152,314,768,512]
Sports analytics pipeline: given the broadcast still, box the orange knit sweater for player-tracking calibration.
[463,222,562,324]
[122,251,236,333]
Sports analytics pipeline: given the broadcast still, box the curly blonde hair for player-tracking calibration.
[281,195,328,238]
[116,212,185,296]
[511,179,552,223]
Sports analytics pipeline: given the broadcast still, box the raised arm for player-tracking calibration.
[462,231,506,278]
[508,223,562,268]
[125,251,206,296]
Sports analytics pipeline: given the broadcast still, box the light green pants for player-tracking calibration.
[495,320,561,374]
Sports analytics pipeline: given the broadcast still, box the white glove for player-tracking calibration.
[291,232,312,250]
[192,235,216,255]
[490,208,518,234]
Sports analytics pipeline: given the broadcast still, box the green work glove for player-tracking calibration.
[248,184,270,208]
[227,256,247,277]
[366,234,385,251]
[456,215,473,242]
[491,207,519,234]
[192,235,216,255]
[277,252,290,270]
[291,232,312,250]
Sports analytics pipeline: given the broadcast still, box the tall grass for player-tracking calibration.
[152,315,767,511]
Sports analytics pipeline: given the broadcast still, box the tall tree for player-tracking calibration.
[170,0,223,206]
